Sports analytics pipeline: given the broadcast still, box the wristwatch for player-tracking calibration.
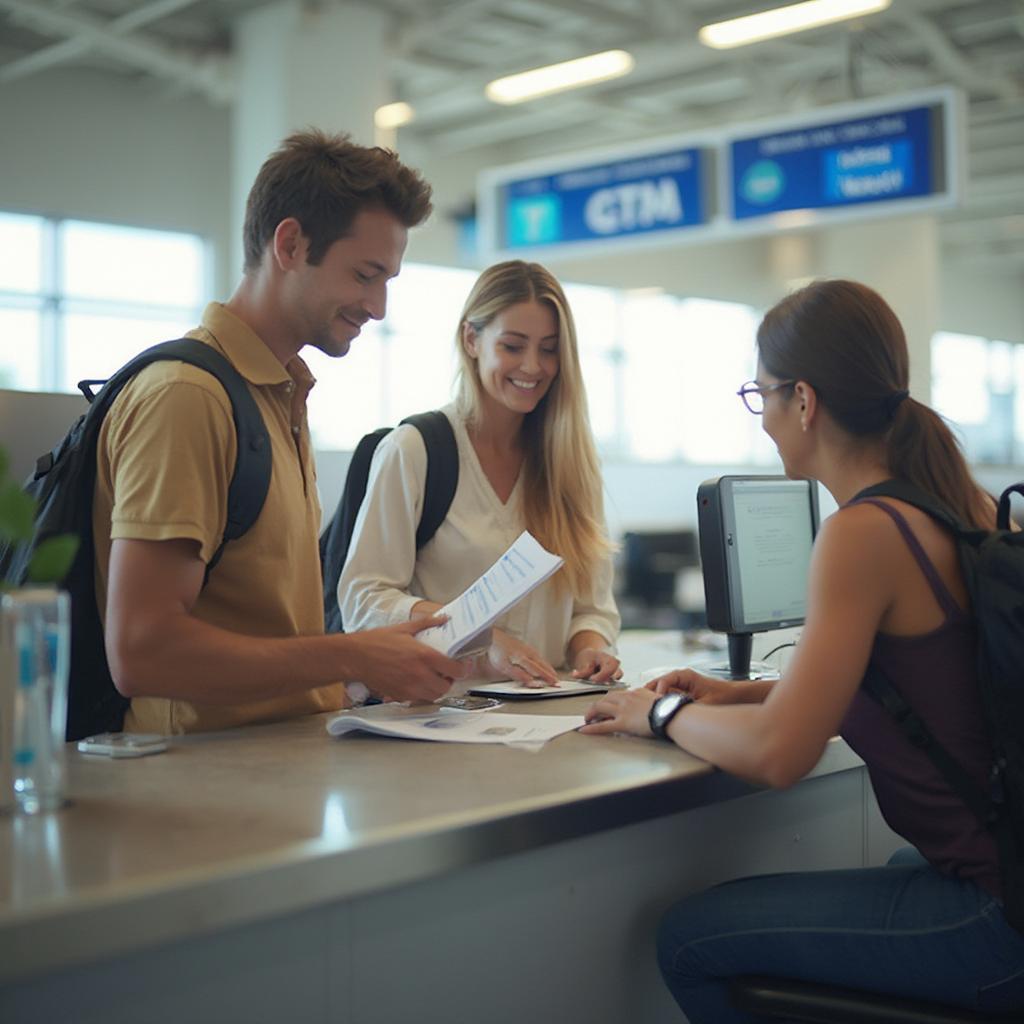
[648,692,694,740]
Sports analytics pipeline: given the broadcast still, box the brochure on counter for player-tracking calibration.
[326,704,583,745]
[415,531,563,658]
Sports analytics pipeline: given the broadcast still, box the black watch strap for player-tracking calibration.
[649,692,694,740]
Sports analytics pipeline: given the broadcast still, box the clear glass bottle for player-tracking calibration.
[1,586,70,813]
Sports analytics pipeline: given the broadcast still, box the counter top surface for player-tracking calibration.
[0,630,859,982]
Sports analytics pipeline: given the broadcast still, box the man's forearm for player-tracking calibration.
[110,610,363,704]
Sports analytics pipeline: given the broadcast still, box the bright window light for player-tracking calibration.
[0,213,44,294]
[932,331,989,425]
[61,308,198,391]
[485,50,634,105]
[0,210,207,394]
[699,0,891,50]
[61,220,206,308]
[0,306,43,389]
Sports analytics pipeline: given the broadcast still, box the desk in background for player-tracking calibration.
[0,632,902,1024]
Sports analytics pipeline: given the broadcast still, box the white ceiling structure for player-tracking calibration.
[1,0,1023,269]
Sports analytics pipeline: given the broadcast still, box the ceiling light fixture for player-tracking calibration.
[699,0,891,50]
[374,101,415,130]
[485,50,635,105]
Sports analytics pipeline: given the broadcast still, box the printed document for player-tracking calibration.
[416,531,563,657]
[326,706,583,745]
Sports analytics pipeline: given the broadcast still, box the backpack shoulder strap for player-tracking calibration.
[862,663,993,826]
[849,479,963,533]
[997,483,1024,532]
[400,411,459,549]
[319,426,392,634]
[82,338,272,573]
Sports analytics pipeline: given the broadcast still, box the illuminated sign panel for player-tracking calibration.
[500,147,707,249]
[729,103,942,220]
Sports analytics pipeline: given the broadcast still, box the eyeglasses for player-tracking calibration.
[737,379,796,415]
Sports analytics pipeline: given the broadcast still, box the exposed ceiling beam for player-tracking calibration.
[895,10,1022,102]
[0,0,203,84]
[0,0,234,103]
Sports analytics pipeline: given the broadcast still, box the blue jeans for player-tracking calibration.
[656,849,1024,1022]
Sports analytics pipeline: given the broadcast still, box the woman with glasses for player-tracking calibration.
[581,278,1024,1020]
[339,260,621,689]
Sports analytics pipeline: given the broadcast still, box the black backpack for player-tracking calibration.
[0,339,272,741]
[852,478,1024,929]
[321,411,458,634]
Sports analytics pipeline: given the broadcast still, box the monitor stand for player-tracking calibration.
[705,633,780,681]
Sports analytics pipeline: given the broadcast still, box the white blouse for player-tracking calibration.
[337,405,620,670]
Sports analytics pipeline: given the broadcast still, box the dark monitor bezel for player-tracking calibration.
[697,475,820,635]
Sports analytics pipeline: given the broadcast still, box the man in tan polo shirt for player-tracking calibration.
[92,129,468,735]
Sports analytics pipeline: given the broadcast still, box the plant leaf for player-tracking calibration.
[0,446,8,485]
[28,535,79,583]
[0,482,36,542]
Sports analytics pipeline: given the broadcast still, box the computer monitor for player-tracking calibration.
[697,475,820,679]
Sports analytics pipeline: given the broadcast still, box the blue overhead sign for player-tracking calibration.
[730,103,942,220]
[500,147,707,249]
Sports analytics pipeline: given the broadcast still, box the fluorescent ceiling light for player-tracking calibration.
[699,0,891,49]
[374,101,415,130]
[485,50,635,105]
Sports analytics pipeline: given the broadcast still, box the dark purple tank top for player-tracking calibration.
[840,499,1000,897]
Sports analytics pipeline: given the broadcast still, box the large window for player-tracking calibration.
[932,331,1024,466]
[0,212,207,393]
[305,270,773,465]
[2,208,777,465]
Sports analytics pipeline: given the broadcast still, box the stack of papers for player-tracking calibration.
[416,531,563,657]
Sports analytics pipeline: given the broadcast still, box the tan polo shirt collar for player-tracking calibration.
[199,302,316,395]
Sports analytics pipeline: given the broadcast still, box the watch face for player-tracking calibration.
[655,693,685,728]
[651,692,690,737]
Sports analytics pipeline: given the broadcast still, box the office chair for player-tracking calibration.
[729,976,1022,1024]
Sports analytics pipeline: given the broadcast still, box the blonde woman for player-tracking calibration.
[338,260,621,687]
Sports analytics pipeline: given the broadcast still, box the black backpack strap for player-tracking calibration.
[320,426,392,633]
[400,411,459,550]
[862,662,994,827]
[81,338,272,576]
[997,483,1024,532]
[849,479,963,533]
[320,412,459,634]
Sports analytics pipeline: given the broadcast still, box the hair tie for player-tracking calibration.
[884,389,910,418]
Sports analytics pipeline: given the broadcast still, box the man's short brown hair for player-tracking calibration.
[242,129,433,272]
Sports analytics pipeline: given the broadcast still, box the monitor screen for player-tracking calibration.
[697,476,819,636]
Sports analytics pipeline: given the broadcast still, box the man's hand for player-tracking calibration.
[342,616,471,703]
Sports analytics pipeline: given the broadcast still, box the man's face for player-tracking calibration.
[288,208,408,358]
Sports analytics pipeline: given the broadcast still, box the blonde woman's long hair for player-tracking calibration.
[454,261,611,598]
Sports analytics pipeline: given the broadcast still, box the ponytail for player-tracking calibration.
[757,279,995,530]
[887,399,994,529]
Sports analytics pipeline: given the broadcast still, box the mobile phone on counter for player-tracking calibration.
[77,733,169,758]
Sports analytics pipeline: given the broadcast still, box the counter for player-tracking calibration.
[0,632,901,1024]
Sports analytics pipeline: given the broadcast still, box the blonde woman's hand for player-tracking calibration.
[487,629,559,687]
[571,647,623,683]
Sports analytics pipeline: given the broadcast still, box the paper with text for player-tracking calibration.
[416,531,563,657]
[326,708,583,745]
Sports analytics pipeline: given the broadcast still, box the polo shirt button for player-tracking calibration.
[291,425,300,435]
[284,381,295,393]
